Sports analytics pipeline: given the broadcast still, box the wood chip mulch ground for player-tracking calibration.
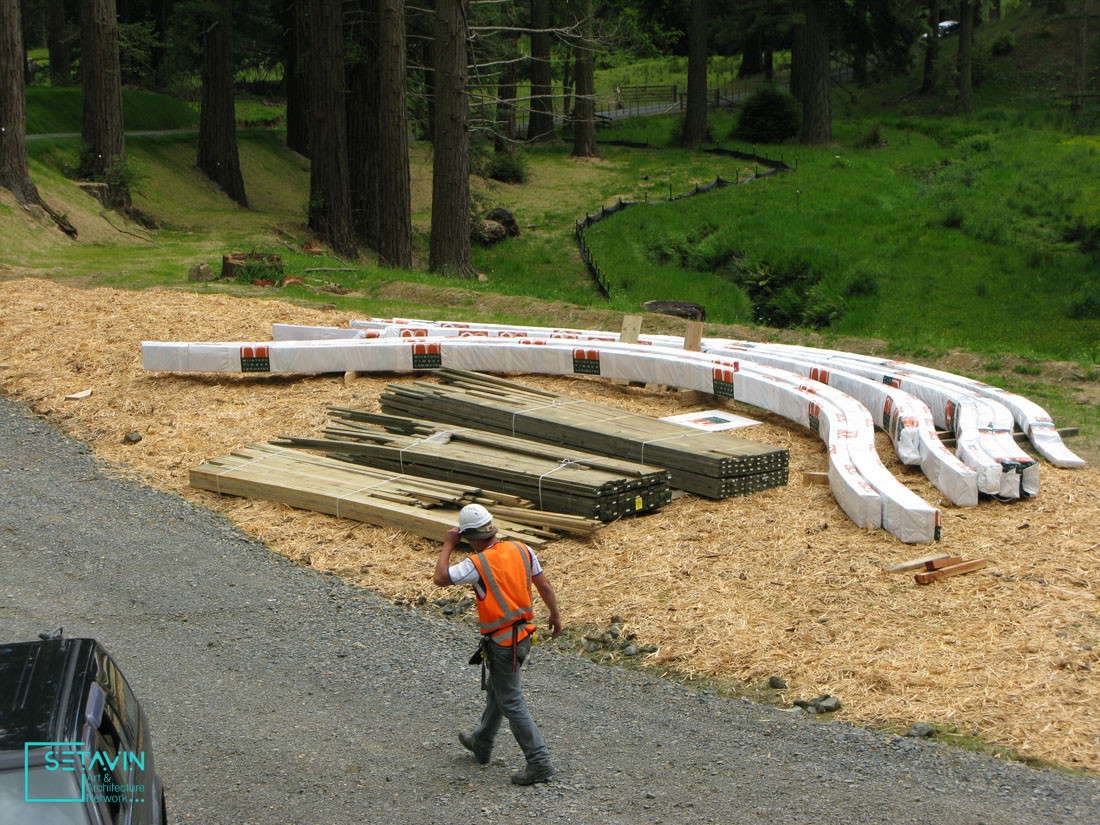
[2,277,1097,775]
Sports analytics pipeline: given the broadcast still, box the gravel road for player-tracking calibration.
[2,391,1098,825]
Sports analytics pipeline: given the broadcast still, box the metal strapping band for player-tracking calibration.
[638,431,708,466]
[535,459,583,510]
[397,431,453,474]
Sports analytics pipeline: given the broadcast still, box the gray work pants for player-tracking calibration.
[470,636,552,770]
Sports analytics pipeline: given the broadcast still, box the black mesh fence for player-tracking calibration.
[575,153,791,299]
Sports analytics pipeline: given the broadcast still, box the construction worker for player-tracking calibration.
[433,503,562,785]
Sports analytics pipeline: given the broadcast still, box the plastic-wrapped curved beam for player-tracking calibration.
[143,332,943,542]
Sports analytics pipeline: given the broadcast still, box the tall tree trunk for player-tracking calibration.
[2,0,42,204]
[197,1,248,207]
[799,0,832,144]
[429,0,475,278]
[738,28,763,78]
[682,0,708,148]
[377,0,412,268]
[957,0,974,114]
[151,0,169,89]
[1071,0,1088,113]
[853,0,869,84]
[526,0,554,141]
[308,0,357,259]
[921,0,941,93]
[495,30,519,152]
[347,0,381,248]
[81,0,128,207]
[789,17,806,101]
[571,0,598,158]
[282,0,311,156]
[46,0,72,86]
[1,0,76,235]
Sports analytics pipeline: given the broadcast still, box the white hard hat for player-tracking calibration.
[458,503,496,539]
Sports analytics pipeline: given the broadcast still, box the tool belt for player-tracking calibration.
[468,621,532,689]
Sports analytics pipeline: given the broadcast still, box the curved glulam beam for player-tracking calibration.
[334,319,981,507]
[342,317,1076,497]
[143,333,941,543]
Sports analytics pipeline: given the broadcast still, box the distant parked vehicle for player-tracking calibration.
[921,20,961,41]
[0,632,167,824]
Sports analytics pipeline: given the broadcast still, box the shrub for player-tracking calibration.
[1066,286,1100,320]
[732,86,800,144]
[487,150,529,184]
[991,33,1015,56]
[843,268,881,298]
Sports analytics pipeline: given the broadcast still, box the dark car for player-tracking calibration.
[0,635,166,824]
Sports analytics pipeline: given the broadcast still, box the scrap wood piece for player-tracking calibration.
[884,553,952,573]
[914,558,988,585]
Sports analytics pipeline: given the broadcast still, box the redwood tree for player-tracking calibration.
[197,0,248,207]
[0,0,75,235]
[957,0,974,114]
[429,0,475,278]
[377,0,412,268]
[682,0,709,148]
[526,0,554,141]
[921,0,941,93]
[308,0,357,259]
[81,0,128,205]
[280,0,310,156]
[46,0,73,86]
[798,0,832,144]
[347,0,381,248]
[570,0,598,158]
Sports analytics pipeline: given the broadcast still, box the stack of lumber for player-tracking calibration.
[379,369,789,499]
[274,408,673,522]
[189,443,601,547]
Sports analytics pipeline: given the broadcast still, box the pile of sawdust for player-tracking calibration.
[1,277,1097,775]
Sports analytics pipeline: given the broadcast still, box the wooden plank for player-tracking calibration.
[619,314,643,344]
[683,320,703,352]
[923,555,964,570]
[914,559,988,585]
[883,553,952,573]
[802,471,829,486]
[381,370,790,500]
[189,443,602,544]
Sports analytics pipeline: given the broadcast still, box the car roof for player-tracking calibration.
[0,638,99,756]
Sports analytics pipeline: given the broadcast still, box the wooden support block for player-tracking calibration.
[343,371,359,386]
[612,315,644,385]
[802,471,829,486]
[914,558,987,585]
[684,320,703,352]
[619,314,643,344]
[883,553,951,573]
[676,390,709,406]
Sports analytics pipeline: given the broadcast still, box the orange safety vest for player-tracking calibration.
[470,540,536,646]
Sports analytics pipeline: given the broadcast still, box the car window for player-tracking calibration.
[93,650,141,747]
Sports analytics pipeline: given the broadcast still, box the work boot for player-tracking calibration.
[510,763,556,785]
[458,732,491,765]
